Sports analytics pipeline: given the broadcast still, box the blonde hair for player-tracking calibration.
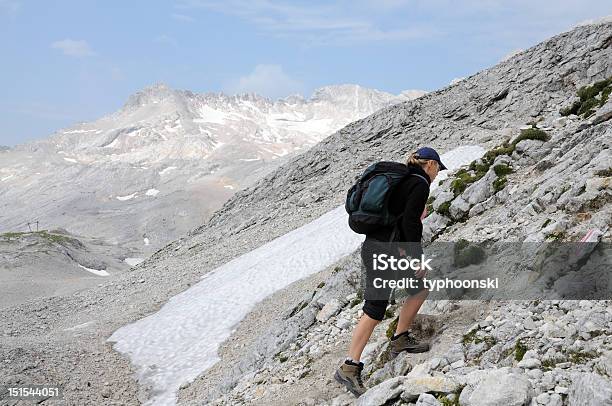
[406,151,430,168]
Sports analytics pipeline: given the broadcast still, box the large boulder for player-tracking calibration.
[433,191,454,211]
[423,212,451,241]
[415,393,442,406]
[458,368,532,406]
[357,376,405,406]
[590,98,612,125]
[462,170,497,206]
[315,298,344,322]
[400,375,459,402]
[358,375,459,406]
[450,197,471,219]
[513,139,551,162]
[568,372,612,406]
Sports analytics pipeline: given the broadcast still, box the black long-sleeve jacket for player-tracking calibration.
[365,164,431,249]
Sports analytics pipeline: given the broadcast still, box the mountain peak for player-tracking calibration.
[123,83,177,109]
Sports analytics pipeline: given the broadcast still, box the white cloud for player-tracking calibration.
[226,64,304,100]
[51,39,95,57]
[172,13,195,22]
[174,0,610,49]
[176,0,434,45]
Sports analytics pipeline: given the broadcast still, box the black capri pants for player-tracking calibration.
[360,238,427,321]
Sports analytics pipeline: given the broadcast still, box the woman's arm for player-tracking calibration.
[400,180,429,256]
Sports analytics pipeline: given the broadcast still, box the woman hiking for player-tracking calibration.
[335,147,446,397]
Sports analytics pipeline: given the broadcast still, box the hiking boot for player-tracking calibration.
[334,360,366,397]
[389,330,430,359]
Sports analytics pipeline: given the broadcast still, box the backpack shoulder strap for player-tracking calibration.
[409,173,430,187]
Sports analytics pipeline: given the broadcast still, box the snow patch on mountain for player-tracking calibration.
[116,193,137,201]
[78,264,110,277]
[124,258,144,267]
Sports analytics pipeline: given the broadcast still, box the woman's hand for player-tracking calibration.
[415,266,427,279]
[420,206,428,221]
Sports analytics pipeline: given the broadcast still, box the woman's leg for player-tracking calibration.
[395,289,428,336]
[346,239,388,361]
[347,313,380,361]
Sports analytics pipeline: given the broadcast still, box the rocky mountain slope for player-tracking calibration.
[0,84,420,259]
[1,21,611,406]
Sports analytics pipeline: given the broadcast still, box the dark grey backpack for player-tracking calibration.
[345,161,428,238]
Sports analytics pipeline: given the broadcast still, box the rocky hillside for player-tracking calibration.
[168,20,612,405]
[0,21,610,406]
[0,229,132,308]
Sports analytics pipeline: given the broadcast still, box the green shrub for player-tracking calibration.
[560,100,582,116]
[462,327,479,345]
[566,349,598,364]
[561,77,612,117]
[514,128,550,145]
[449,167,486,197]
[436,201,451,217]
[473,164,489,179]
[601,86,612,106]
[483,144,514,165]
[595,168,612,177]
[386,316,399,339]
[578,77,612,101]
[578,97,598,118]
[451,178,468,196]
[350,289,364,307]
[454,242,486,268]
[493,176,507,192]
[493,164,513,177]
[515,340,528,361]
[437,386,465,406]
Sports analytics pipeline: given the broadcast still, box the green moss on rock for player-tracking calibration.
[561,77,612,117]
[515,340,528,361]
[386,316,399,339]
[436,201,452,217]
[493,176,508,192]
[493,164,513,177]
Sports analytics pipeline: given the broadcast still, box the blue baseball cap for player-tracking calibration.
[415,147,447,170]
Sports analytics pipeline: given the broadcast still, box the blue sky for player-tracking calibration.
[1,0,610,146]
